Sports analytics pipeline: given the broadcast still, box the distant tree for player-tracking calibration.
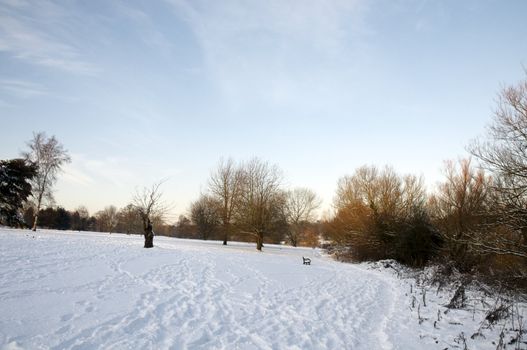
[175,215,196,238]
[177,215,191,227]
[55,207,72,230]
[115,204,143,235]
[208,158,244,245]
[23,205,35,227]
[0,158,37,226]
[190,194,222,240]
[302,223,321,248]
[71,211,81,231]
[38,207,58,229]
[86,216,97,231]
[236,158,283,250]
[71,206,90,231]
[95,205,119,233]
[283,187,321,246]
[132,181,168,248]
[22,132,71,231]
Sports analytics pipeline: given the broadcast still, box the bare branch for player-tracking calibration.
[132,179,169,248]
[22,132,71,231]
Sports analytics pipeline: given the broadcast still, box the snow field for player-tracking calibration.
[0,229,417,349]
[2,228,522,350]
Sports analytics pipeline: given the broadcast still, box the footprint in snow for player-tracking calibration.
[60,313,73,322]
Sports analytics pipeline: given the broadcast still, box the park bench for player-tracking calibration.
[303,257,311,265]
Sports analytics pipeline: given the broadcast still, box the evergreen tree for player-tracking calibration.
[0,158,37,226]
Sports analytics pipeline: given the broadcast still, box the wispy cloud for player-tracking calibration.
[0,79,46,98]
[65,153,135,189]
[165,0,369,108]
[0,1,98,74]
[115,2,174,55]
[62,163,95,187]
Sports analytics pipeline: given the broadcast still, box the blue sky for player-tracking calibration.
[1,0,526,221]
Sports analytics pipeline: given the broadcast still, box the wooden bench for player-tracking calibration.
[303,257,311,265]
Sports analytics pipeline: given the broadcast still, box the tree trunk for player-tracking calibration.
[144,232,154,248]
[32,192,44,232]
[223,223,229,245]
[144,219,154,248]
[256,232,263,251]
[32,212,39,231]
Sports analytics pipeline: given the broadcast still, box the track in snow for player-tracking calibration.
[0,229,416,350]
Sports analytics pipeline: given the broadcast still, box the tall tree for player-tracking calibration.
[429,158,492,268]
[328,165,437,265]
[22,132,71,231]
[283,188,321,246]
[468,72,527,259]
[236,158,283,251]
[190,194,221,240]
[132,181,167,248]
[470,72,527,234]
[0,158,37,226]
[208,158,244,245]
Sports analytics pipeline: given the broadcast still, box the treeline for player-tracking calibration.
[0,155,323,248]
[325,160,525,288]
[14,204,170,236]
[8,198,321,248]
[186,158,321,249]
[325,73,527,289]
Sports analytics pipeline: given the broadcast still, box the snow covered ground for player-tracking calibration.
[0,228,524,349]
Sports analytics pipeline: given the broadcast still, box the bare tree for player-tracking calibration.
[467,72,527,260]
[22,132,71,231]
[328,165,435,264]
[236,158,283,251]
[470,72,527,236]
[95,205,119,234]
[330,166,403,258]
[175,215,196,238]
[208,158,244,245]
[132,181,168,248]
[429,158,493,267]
[400,174,427,219]
[190,194,221,240]
[283,187,321,246]
[116,204,143,235]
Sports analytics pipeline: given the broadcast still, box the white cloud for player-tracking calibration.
[62,163,95,187]
[115,2,174,55]
[0,1,98,74]
[63,153,135,189]
[0,79,46,98]
[165,0,369,110]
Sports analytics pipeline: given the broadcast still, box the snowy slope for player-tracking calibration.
[0,228,522,349]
